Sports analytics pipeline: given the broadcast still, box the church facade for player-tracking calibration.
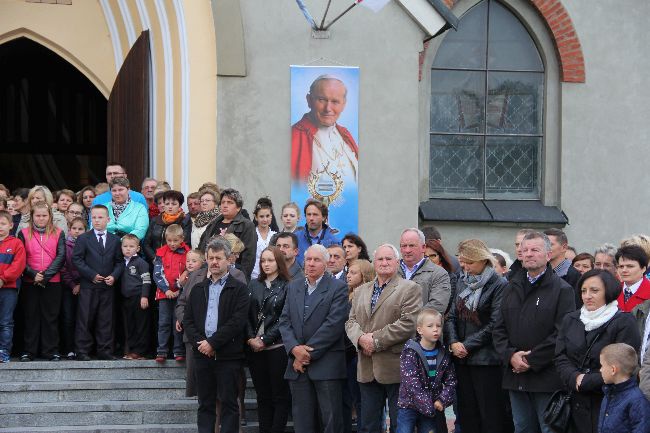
[1,0,647,254]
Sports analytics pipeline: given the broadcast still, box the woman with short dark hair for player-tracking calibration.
[555,268,641,433]
[143,190,192,262]
[105,177,149,240]
[572,252,595,275]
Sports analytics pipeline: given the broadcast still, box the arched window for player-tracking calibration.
[429,0,544,199]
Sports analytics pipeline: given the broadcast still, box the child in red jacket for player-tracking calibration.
[0,210,26,362]
[153,224,189,362]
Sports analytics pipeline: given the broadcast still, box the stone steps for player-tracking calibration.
[0,360,197,432]
[0,424,197,433]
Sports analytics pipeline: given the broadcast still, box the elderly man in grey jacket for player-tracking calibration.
[398,228,451,314]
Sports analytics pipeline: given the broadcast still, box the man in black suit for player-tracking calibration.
[72,205,123,360]
[279,244,349,433]
[183,238,249,433]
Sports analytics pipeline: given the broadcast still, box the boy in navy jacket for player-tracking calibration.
[72,205,123,361]
[120,234,151,359]
[598,343,650,433]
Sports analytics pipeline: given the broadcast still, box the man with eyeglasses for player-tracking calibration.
[92,163,148,209]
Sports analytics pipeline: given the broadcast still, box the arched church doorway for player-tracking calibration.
[0,37,107,192]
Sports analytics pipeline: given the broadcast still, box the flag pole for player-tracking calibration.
[323,2,358,30]
[319,0,333,30]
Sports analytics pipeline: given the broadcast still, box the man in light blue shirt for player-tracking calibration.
[92,163,148,208]
[182,238,249,433]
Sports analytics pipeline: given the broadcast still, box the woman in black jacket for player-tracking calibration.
[444,239,512,433]
[555,269,641,433]
[143,190,192,263]
[245,246,291,433]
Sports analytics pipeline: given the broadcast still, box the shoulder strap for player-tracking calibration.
[579,312,618,369]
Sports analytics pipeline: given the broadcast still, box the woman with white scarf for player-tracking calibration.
[555,269,641,433]
[444,239,512,433]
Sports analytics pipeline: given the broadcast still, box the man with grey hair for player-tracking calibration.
[279,244,349,433]
[594,243,618,276]
[493,231,575,433]
[398,227,451,313]
[183,238,250,433]
[140,177,158,216]
[346,243,422,433]
[291,75,359,181]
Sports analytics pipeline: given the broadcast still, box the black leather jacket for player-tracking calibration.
[246,277,289,347]
[444,271,507,366]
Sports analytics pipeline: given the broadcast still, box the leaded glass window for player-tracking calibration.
[430,0,544,199]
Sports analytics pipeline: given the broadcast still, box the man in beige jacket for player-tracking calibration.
[345,243,422,433]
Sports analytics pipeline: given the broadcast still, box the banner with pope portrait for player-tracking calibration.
[290,65,360,237]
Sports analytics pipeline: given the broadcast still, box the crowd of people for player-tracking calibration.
[1,162,650,433]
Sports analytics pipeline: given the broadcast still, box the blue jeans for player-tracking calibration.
[0,289,18,353]
[157,298,183,355]
[396,408,436,433]
[509,391,554,433]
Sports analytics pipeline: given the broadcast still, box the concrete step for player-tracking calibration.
[241,421,295,433]
[0,379,187,404]
[0,424,198,433]
[0,360,186,382]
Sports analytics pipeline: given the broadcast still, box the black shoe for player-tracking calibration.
[49,354,61,361]
[97,353,116,361]
[76,354,92,361]
[20,353,33,362]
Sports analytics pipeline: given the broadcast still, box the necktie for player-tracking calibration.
[97,233,105,249]
[624,288,633,303]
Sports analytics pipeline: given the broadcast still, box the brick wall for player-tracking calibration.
[421,0,585,83]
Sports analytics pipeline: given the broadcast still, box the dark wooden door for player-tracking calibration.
[107,30,150,189]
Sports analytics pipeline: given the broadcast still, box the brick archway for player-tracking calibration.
[438,0,585,83]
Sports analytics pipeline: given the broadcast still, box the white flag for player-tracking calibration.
[356,0,391,13]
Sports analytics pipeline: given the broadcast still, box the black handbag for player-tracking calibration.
[543,329,605,433]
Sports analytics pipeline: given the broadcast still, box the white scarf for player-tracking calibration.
[579,301,618,331]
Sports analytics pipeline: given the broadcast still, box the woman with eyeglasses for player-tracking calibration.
[190,189,221,249]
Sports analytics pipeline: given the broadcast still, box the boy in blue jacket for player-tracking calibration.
[598,343,650,433]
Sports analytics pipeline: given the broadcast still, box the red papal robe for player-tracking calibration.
[291,114,359,181]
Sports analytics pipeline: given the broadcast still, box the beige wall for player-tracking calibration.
[0,0,218,195]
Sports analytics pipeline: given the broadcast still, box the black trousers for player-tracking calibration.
[194,355,241,433]
[456,364,513,433]
[247,347,291,433]
[75,287,113,356]
[21,282,62,357]
[122,294,150,355]
[59,286,77,354]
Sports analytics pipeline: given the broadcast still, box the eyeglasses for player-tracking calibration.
[67,211,83,216]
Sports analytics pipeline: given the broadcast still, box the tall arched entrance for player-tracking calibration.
[0,37,107,191]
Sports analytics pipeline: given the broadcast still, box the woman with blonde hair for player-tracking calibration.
[17,202,66,361]
[344,258,375,428]
[444,239,512,433]
[17,185,67,234]
[345,259,375,300]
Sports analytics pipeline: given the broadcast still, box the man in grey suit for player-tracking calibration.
[279,244,349,433]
